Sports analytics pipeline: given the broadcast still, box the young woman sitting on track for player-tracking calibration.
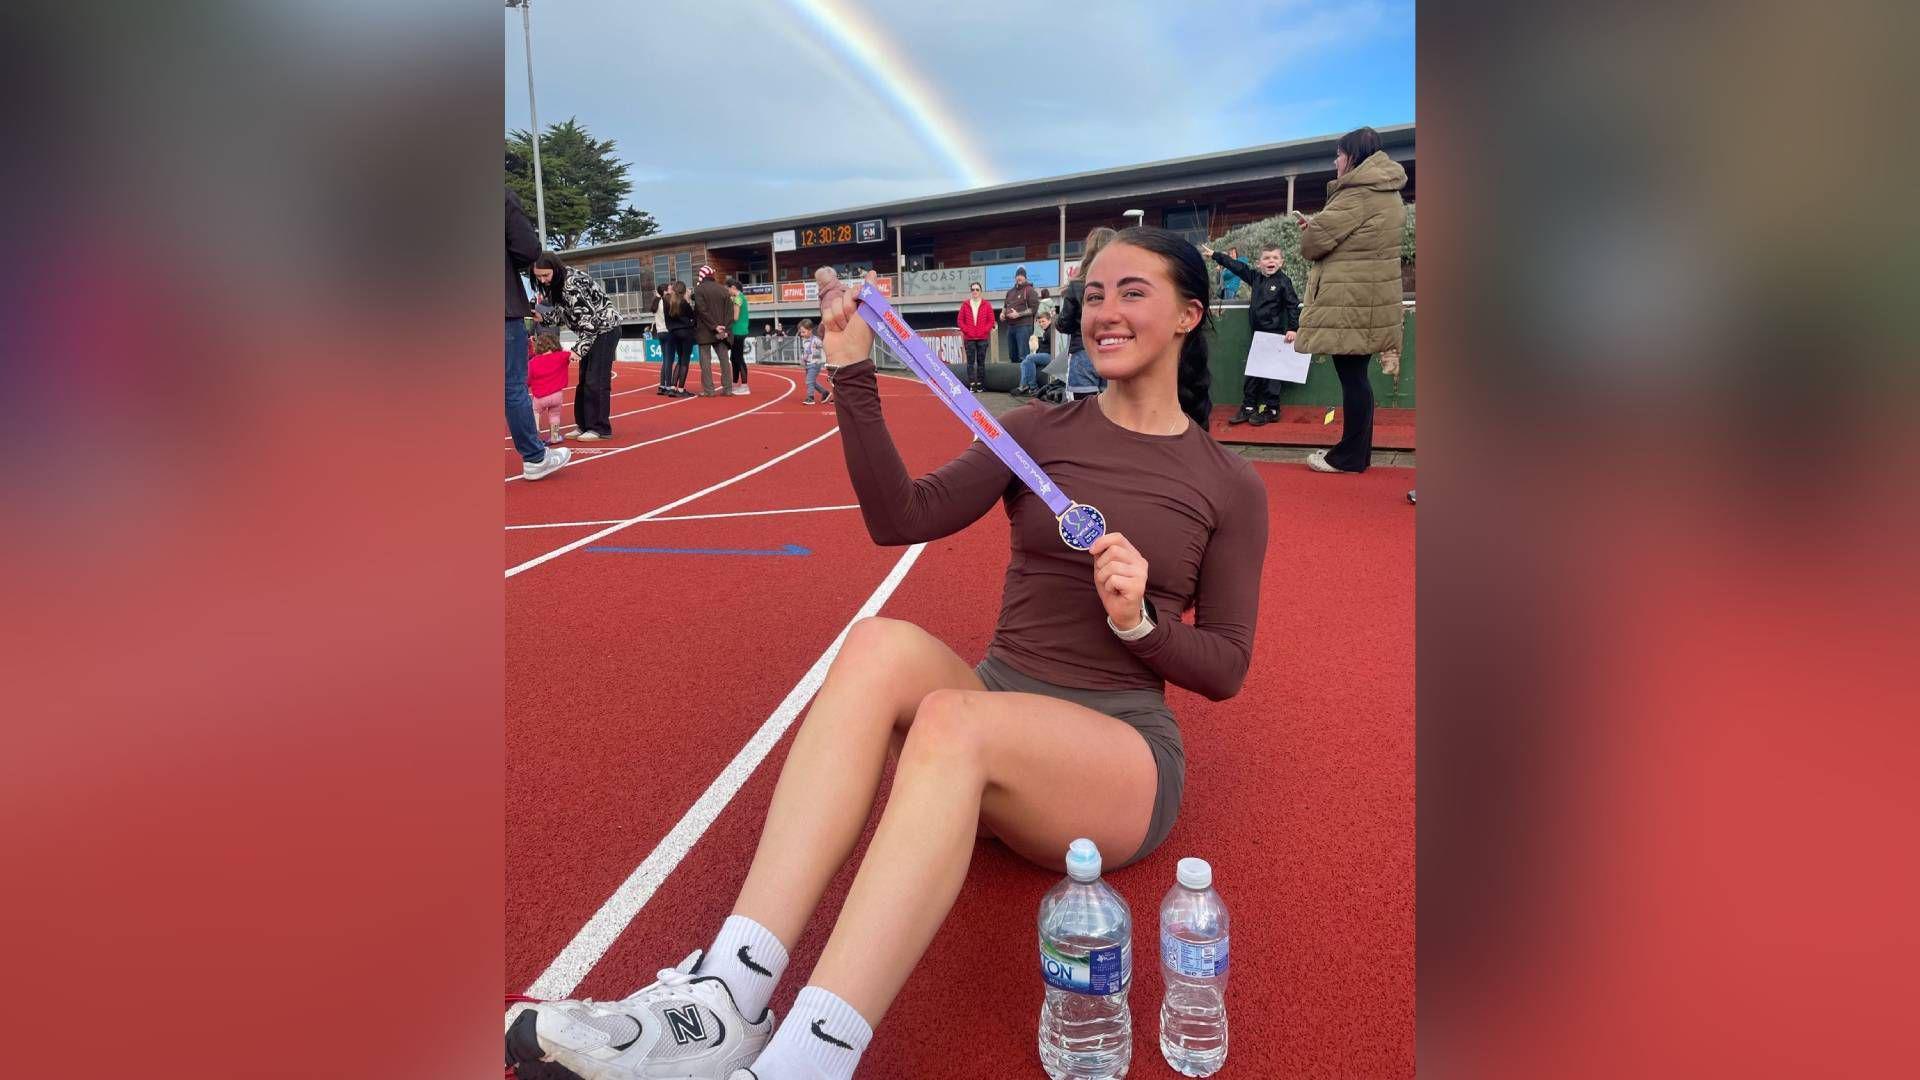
[506,227,1269,1080]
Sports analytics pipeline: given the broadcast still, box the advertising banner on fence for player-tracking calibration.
[905,262,1060,294]
[774,277,892,304]
[984,261,1061,290]
[917,327,965,369]
[906,267,984,294]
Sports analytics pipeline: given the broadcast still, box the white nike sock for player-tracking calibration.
[749,986,872,1080]
[702,914,788,1019]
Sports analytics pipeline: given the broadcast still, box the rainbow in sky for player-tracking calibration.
[779,0,1000,189]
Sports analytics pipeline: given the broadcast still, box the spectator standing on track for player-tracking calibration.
[1204,241,1300,426]
[526,330,571,445]
[1296,126,1407,474]
[1036,286,1055,322]
[798,319,830,405]
[1056,226,1118,399]
[728,280,752,395]
[507,234,1263,1080]
[529,251,621,442]
[956,280,995,391]
[505,188,569,480]
[660,281,697,398]
[1001,267,1038,375]
[652,283,674,394]
[693,265,737,397]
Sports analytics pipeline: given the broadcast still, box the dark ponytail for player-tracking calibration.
[1176,319,1213,430]
[1105,226,1213,429]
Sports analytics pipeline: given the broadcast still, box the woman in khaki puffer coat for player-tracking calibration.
[1295,126,1407,473]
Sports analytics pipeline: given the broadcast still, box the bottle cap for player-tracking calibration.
[1065,838,1102,882]
[1177,857,1212,890]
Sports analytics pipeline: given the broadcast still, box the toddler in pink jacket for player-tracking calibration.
[527,331,572,445]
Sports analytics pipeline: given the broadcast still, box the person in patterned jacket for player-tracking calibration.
[530,251,622,441]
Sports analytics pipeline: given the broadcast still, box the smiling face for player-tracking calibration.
[1258,247,1283,275]
[1079,241,1204,383]
[969,283,982,299]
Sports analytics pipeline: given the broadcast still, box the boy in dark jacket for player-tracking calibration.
[1205,243,1301,426]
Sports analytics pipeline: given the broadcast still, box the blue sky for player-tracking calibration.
[505,0,1413,237]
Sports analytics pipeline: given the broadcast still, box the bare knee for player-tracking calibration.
[899,689,989,773]
[832,617,926,675]
[805,618,936,739]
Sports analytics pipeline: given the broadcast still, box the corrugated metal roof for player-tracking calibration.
[560,124,1413,258]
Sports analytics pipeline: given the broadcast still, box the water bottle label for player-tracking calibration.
[1040,937,1129,995]
[1161,931,1229,978]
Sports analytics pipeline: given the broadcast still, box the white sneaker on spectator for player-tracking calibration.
[730,385,750,396]
[522,446,572,481]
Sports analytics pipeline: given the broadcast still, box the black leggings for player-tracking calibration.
[666,328,696,388]
[1326,353,1374,472]
[963,339,988,384]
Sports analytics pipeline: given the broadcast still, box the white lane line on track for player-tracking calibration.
[505,424,839,577]
[505,504,861,531]
[503,387,692,443]
[509,368,926,442]
[522,539,927,1000]
[504,372,798,483]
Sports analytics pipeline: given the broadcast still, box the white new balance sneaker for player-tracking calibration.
[523,446,572,481]
[505,951,772,1080]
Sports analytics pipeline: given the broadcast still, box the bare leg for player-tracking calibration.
[731,618,983,948]
[807,687,1158,1026]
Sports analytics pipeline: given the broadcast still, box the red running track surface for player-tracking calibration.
[506,361,1413,1077]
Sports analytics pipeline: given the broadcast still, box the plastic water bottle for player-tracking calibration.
[1037,838,1133,1079]
[1158,857,1230,1076]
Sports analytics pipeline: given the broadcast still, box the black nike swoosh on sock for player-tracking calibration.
[736,945,772,977]
[810,1018,854,1050]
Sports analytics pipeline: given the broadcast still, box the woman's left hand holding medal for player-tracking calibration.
[1089,532,1149,631]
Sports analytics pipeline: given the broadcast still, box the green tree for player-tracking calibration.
[588,205,661,245]
[505,117,659,250]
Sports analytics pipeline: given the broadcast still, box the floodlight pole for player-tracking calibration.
[509,0,548,248]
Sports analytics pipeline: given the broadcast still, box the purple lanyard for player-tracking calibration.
[849,283,1106,550]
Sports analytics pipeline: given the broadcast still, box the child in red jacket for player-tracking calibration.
[527,331,572,445]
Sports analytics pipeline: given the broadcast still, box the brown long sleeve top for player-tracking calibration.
[830,360,1268,700]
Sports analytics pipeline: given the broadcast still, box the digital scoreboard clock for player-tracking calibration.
[798,217,884,248]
